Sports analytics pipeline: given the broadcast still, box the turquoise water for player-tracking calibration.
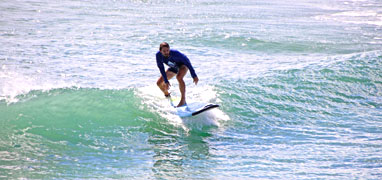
[1,0,382,179]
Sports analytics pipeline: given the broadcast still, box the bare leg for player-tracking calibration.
[157,70,176,96]
[176,65,189,107]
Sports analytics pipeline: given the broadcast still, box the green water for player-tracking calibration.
[1,0,382,179]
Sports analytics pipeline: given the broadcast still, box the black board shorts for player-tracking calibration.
[168,67,179,74]
[167,62,184,74]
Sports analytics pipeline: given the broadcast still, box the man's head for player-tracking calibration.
[159,42,170,58]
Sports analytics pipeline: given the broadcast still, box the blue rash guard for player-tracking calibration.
[156,49,197,84]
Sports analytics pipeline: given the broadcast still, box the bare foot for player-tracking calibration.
[177,100,186,107]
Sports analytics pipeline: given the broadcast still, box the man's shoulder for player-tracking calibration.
[170,49,180,53]
[156,51,162,59]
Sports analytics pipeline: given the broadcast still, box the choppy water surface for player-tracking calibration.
[1,0,382,179]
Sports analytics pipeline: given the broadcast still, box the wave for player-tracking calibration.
[215,50,382,129]
[0,51,381,180]
[1,88,151,144]
[0,87,210,178]
[0,85,229,142]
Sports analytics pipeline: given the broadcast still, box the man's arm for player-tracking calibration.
[156,53,169,84]
[175,51,197,79]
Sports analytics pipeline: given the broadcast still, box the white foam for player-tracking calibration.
[181,108,230,128]
[0,68,75,104]
[136,84,230,131]
[315,10,382,26]
[332,11,378,17]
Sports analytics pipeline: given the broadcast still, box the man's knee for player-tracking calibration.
[176,66,188,81]
[176,75,182,81]
[157,78,163,86]
[177,73,188,82]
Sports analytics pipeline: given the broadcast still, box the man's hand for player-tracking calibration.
[165,82,171,90]
[193,77,199,85]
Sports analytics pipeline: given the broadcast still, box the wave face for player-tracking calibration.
[1,0,382,179]
[1,52,381,179]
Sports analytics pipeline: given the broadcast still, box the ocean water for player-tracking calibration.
[1,0,382,179]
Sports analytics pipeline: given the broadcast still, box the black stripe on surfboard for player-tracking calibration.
[191,104,220,116]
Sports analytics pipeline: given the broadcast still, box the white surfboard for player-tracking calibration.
[168,97,219,117]
[176,102,220,117]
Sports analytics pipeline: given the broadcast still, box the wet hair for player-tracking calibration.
[159,42,170,51]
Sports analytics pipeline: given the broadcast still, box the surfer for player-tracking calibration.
[156,42,199,107]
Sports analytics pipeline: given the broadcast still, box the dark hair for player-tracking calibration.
[159,42,170,51]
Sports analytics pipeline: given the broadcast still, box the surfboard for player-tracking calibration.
[168,97,219,117]
[176,102,219,117]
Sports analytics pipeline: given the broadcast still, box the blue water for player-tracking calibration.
[1,0,382,179]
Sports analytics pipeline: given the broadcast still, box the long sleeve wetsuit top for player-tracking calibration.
[156,49,197,84]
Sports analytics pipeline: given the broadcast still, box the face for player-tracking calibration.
[160,47,170,58]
